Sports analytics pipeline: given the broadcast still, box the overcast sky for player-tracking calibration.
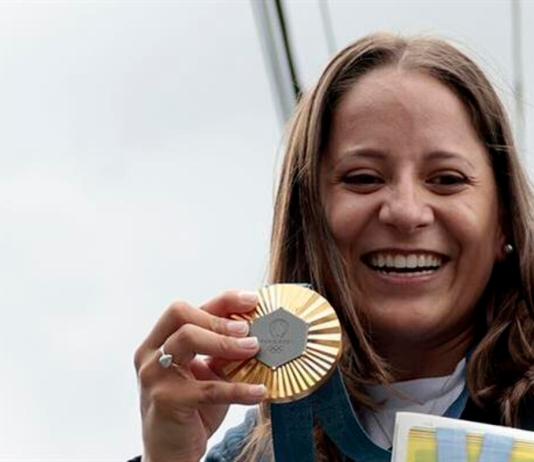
[1,1,532,461]
[0,2,278,460]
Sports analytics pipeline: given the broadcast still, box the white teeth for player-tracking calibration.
[369,253,443,270]
[406,254,417,268]
[378,254,385,267]
[394,255,406,268]
[376,269,436,277]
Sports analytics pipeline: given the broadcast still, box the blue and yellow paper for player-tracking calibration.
[393,413,534,462]
[406,427,534,462]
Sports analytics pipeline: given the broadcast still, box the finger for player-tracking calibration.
[146,379,266,415]
[189,357,223,381]
[135,301,251,369]
[164,324,259,366]
[201,290,258,317]
[202,356,239,381]
[189,357,261,384]
[137,349,195,391]
[188,380,267,406]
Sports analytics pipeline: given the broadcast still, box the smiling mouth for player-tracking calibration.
[362,251,447,277]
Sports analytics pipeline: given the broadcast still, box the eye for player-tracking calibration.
[343,173,383,184]
[342,172,384,192]
[427,172,471,191]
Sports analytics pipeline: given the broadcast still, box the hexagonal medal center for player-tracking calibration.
[250,307,309,369]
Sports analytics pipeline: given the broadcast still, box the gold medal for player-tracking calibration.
[222,284,343,403]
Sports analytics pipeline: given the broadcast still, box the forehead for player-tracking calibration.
[328,67,486,160]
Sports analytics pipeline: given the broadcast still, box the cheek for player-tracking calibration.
[445,194,501,260]
[324,192,374,246]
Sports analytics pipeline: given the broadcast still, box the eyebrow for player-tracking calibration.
[425,150,476,169]
[339,148,475,169]
[339,148,387,160]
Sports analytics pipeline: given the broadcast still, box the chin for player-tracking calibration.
[365,306,448,343]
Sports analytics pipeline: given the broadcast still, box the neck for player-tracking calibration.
[374,328,474,381]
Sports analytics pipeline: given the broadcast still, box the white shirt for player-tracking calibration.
[356,358,467,450]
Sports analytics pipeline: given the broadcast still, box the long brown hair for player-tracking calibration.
[239,32,534,461]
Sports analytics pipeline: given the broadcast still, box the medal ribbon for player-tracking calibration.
[270,366,471,462]
[271,367,389,462]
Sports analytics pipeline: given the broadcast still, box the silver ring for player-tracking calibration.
[158,345,174,369]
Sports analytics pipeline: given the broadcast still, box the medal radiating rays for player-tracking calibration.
[222,284,343,403]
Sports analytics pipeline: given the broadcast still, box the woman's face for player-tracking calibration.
[321,67,504,351]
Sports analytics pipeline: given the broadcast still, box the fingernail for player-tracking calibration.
[238,291,258,304]
[237,336,258,349]
[227,320,249,336]
[249,384,267,397]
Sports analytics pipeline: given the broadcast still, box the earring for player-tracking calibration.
[504,244,514,254]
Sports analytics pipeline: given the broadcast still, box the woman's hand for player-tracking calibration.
[134,290,266,462]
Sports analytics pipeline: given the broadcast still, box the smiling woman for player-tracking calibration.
[321,67,504,379]
[133,33,534,462]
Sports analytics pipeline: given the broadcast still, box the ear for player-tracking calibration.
[495,227,507,262]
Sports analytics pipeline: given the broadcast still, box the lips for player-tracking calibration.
[362,250,448,275]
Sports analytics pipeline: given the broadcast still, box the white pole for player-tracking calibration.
[250,0,299,127]
[511,0,525,154]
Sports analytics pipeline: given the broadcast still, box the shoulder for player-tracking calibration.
[205,407,259,462]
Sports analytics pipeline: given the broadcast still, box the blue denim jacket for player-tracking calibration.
[205,408,261,461]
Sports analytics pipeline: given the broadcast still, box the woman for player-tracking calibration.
[132,33,534,462]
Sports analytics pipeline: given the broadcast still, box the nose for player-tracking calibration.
[378,179,434,233]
